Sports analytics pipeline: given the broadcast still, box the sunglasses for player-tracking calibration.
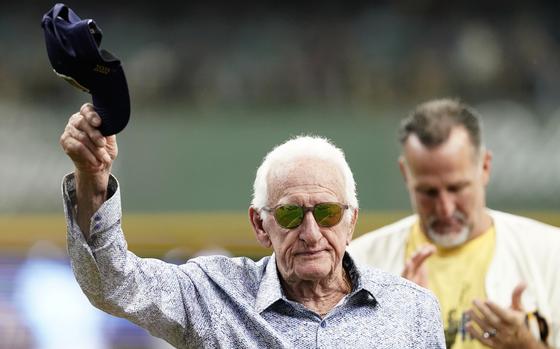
[262,202,350,229]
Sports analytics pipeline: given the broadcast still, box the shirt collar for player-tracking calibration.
[346,252,382,301]
[254,253,284,314]
[255,252,378,314]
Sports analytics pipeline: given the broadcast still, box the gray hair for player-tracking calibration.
[251,135,358,209]
[398,98,483,154]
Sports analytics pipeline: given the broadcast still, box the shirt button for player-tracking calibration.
[94,215,102,221]
[320,321,326,328]
[94,224,100,231]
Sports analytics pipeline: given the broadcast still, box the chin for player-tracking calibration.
[427,226,470,248]
[295,265,331,281]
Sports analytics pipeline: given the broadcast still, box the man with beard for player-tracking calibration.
[348,98,560,349]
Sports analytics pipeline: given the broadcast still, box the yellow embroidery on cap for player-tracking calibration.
[93,64,110,75]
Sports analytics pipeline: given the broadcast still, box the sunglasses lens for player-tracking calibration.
[274,204,304,229]
[313,203,344,227]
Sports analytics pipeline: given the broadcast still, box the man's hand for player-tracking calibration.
[60,103,118,236]
[401,244,436,288]
[60,103,117,177]
[466,282,547,349]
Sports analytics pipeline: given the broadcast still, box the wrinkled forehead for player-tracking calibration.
[266,157,346,205]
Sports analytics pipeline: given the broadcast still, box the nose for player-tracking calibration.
[435,191,455,219]
[298,210,322,246]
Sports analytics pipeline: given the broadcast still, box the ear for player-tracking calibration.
[346,208,359,245]
[249,207,272,248]
[398,155,409,184]
[481,150,492,186]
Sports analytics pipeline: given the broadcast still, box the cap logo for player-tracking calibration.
[93,64,111,75]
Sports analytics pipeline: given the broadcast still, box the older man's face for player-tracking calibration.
[262,158,355,283]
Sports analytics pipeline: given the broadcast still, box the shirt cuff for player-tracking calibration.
[61,172,121,250]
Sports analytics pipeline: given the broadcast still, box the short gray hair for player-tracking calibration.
[251,135,358,209]
[399,98,483,153]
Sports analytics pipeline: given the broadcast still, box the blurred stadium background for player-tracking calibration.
[1,0,559,348]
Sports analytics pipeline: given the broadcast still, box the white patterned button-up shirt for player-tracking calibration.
[63,174,445,349]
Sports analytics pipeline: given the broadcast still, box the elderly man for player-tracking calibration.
[349,98,560,349]
[59,103,444,348]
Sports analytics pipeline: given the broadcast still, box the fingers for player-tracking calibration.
[78,103,105,147]
[465,321,495,348]
[466,301,503,348]
[464,284,529,348]
[411,244,436,267]
[467,298,532,349]
[403,244,435,276]
[64,122,101,157]
[470,283,526,328]
[472,300,502,328]
[62,136,104,169]
[67,113,110,163]
[401,244,435,287]
[486,300,521,325]
[511,282,527,311]
[61,104,113,169]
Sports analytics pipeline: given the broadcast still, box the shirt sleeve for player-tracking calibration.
[423,292,446,348]
[61,173,203,346]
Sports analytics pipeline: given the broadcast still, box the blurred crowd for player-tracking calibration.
[1,1,559,114]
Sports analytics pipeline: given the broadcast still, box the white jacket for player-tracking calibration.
[348,210,560,348]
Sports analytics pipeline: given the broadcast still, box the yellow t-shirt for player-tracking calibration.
[405,222,496,349]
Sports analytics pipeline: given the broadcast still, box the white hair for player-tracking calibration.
[251,135,358,210]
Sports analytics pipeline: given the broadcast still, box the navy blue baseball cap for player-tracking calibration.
[41,3,130,136]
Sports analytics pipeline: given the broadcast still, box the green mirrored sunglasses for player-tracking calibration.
[262,202,350,229]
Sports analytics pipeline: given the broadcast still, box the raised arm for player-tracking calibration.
[59,103,118,238]
[59,105,195,345]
